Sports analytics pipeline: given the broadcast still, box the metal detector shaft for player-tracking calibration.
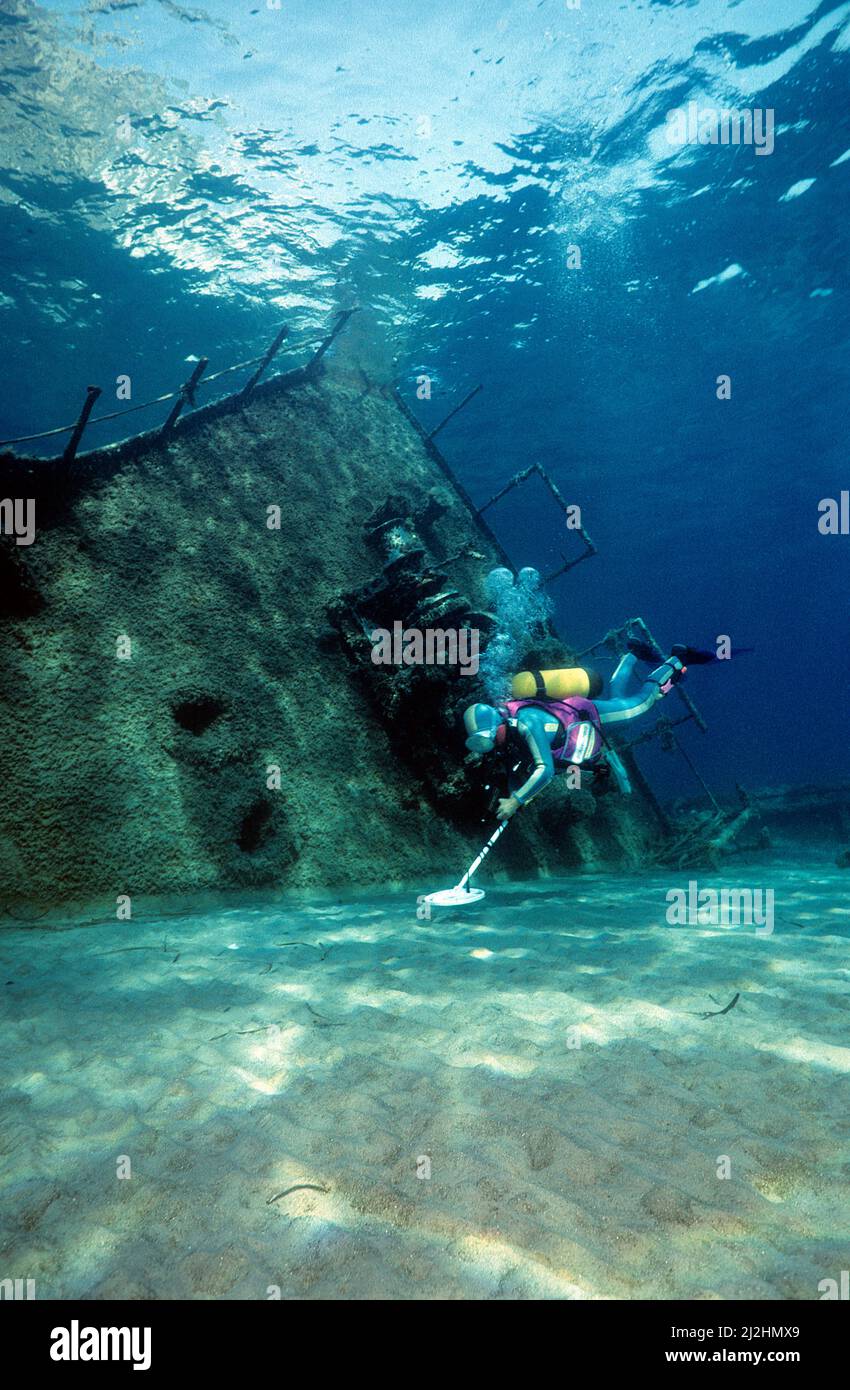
[456,820,510,891]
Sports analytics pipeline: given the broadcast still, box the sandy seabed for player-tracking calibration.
[1,865,848,1300]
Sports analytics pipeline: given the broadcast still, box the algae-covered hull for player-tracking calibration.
[0,365,660,907]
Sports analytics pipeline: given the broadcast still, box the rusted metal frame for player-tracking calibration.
[575,614,718,809]
[630,615,708,733]
[159,358,209,439]
[427,383,483,442]
[619,712,698,752]
[391,387,517,577]
[305,307,359,373]
[239,324,290,400]
[4,310,361,459]
[576,618,707,734]
[668,729,722,812]
[476,460,596,583]
[62,386,102,465]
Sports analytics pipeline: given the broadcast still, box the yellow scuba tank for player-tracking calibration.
[510,666,604,700]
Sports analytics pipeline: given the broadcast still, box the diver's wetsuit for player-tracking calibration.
[509,651,680,806]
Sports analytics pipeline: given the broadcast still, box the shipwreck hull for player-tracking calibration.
[0,362,663,908]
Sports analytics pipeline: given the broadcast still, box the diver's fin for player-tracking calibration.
[671,643,756,665]
[626,638,663,663]
[671,644,715,665]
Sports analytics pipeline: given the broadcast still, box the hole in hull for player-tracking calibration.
[237,798,274,853]
[0,544,43,619]
[172,694,227,735]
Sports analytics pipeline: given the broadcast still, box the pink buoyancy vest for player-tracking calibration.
[501,696,604,767]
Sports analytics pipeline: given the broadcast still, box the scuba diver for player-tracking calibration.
[463,640,690,821]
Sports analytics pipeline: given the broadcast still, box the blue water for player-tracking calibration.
[2,0,849,797]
